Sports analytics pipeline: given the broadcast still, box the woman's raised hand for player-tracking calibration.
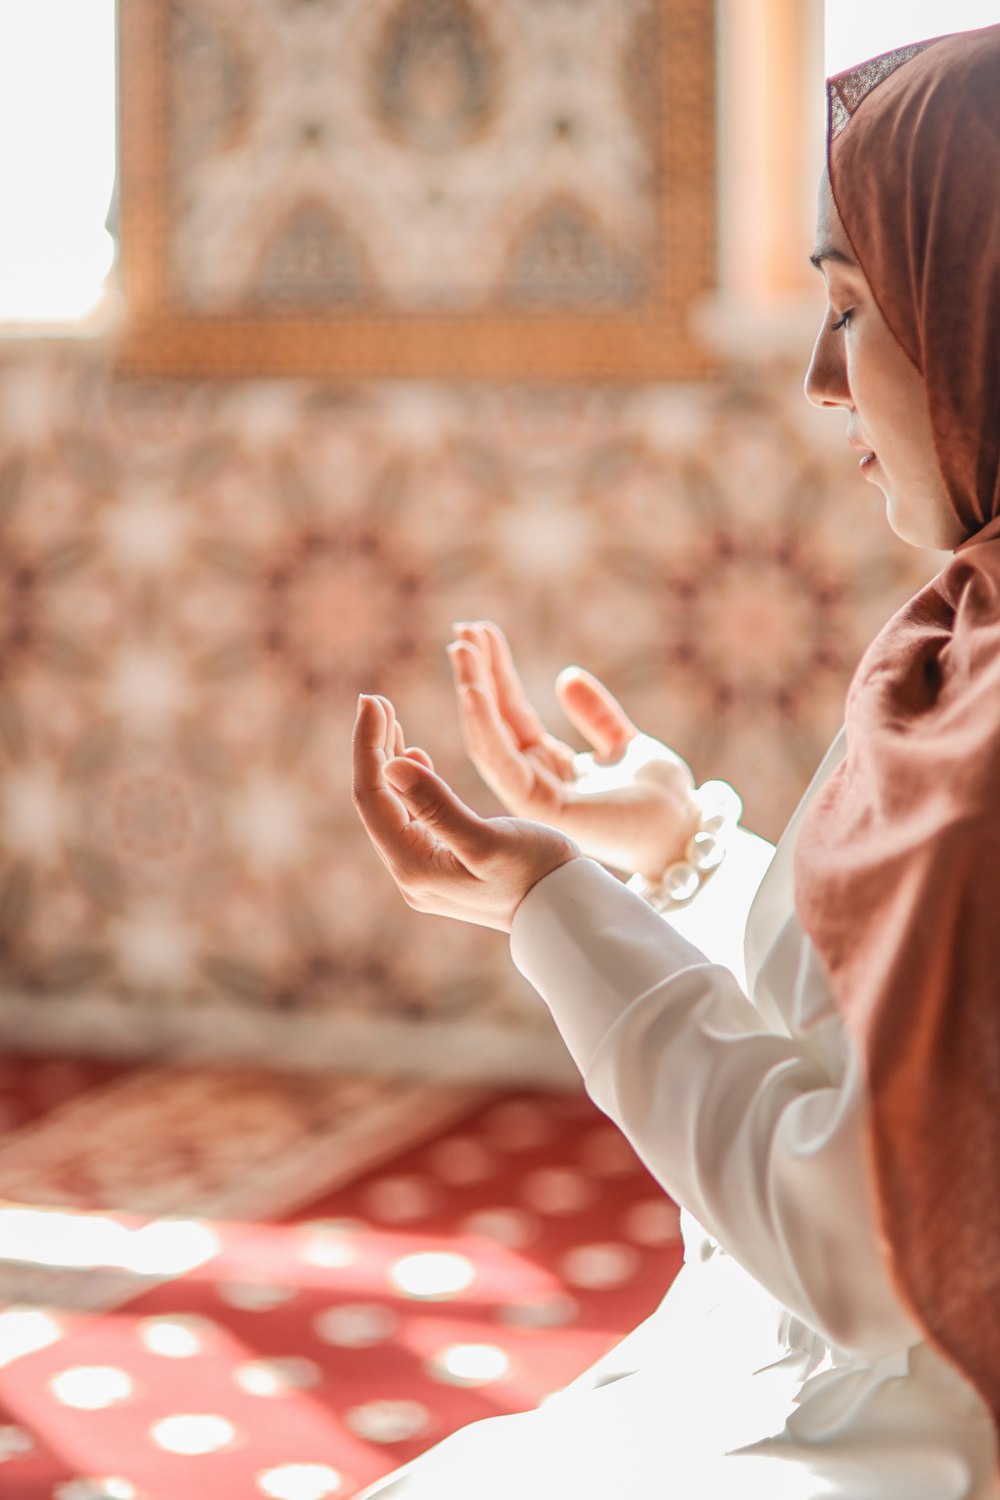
[352,693,579,933]
[449,621,700,880]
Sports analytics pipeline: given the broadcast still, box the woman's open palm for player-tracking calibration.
[352,692,578,933]
[449,622,700,880]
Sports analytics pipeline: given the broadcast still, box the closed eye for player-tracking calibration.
[828,310,852,332]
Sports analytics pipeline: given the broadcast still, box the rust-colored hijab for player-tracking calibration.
[794,25,1000,1440]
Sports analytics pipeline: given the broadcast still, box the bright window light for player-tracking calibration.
[825,0,1000,77]
[0,0,116,326]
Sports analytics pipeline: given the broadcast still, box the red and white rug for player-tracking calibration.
[0,1055,684,1499]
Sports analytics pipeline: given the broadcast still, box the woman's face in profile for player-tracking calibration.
[805,173,964,552]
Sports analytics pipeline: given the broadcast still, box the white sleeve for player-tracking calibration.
[509,857,920,1362]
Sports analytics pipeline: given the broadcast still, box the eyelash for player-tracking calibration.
[829,310,852,331]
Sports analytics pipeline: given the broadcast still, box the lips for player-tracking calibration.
[847,434,877,468]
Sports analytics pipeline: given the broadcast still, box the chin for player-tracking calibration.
[885,494,964,553]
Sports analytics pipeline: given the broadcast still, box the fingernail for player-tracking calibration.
[451,621,469,632]
[446,641,462,657]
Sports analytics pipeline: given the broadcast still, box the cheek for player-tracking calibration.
[848,332,931,457]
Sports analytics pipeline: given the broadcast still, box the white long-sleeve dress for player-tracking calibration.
[360,731,999,1499]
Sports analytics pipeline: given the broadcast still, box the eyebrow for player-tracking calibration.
[809,245,857,270]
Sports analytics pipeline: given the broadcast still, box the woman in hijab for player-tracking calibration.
[352,25,1000,1498]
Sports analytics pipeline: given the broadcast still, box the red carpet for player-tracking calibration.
[0,1057,684,1499]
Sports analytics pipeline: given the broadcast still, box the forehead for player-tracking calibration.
[813,171,853,258]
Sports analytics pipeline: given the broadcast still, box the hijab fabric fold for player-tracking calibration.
[794,25,1000,1445]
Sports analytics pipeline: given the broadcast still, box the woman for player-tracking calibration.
[352,26,1000,1497]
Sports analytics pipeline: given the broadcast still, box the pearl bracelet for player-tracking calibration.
[626,780,742,914]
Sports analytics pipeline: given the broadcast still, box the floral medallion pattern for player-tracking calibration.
[0,354,934,1074]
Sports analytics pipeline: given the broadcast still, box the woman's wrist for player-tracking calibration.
[626,780,743,914]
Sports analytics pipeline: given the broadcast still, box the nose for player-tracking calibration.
[804,319,851,410]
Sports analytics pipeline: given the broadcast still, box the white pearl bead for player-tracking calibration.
[687,830,724,872]
[699,810,728,835]
[693,780,742,825]
[662,862,699,903]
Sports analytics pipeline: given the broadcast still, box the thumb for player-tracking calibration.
[555,667,637,758]
[383,757,488,859]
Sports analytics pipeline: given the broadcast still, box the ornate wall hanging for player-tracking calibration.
[117,0,715,378]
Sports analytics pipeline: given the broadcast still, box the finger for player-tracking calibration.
[382,756,488,865]
[455,679,549,812]
[381,704,427,765]
[555,667,638,758]
[373,694,397,760]
[457,625,509,702]
[448,638,492,694]
[352,697,412,860]
[462,624,497,691]
[475,622,547,749]
[353,695,388,796]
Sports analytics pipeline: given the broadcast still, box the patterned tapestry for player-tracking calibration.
[171,0,657,311]
[0,355,933,1076]
[118,0,714,376]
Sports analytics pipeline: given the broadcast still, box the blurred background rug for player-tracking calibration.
[0,1056,684,1499]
